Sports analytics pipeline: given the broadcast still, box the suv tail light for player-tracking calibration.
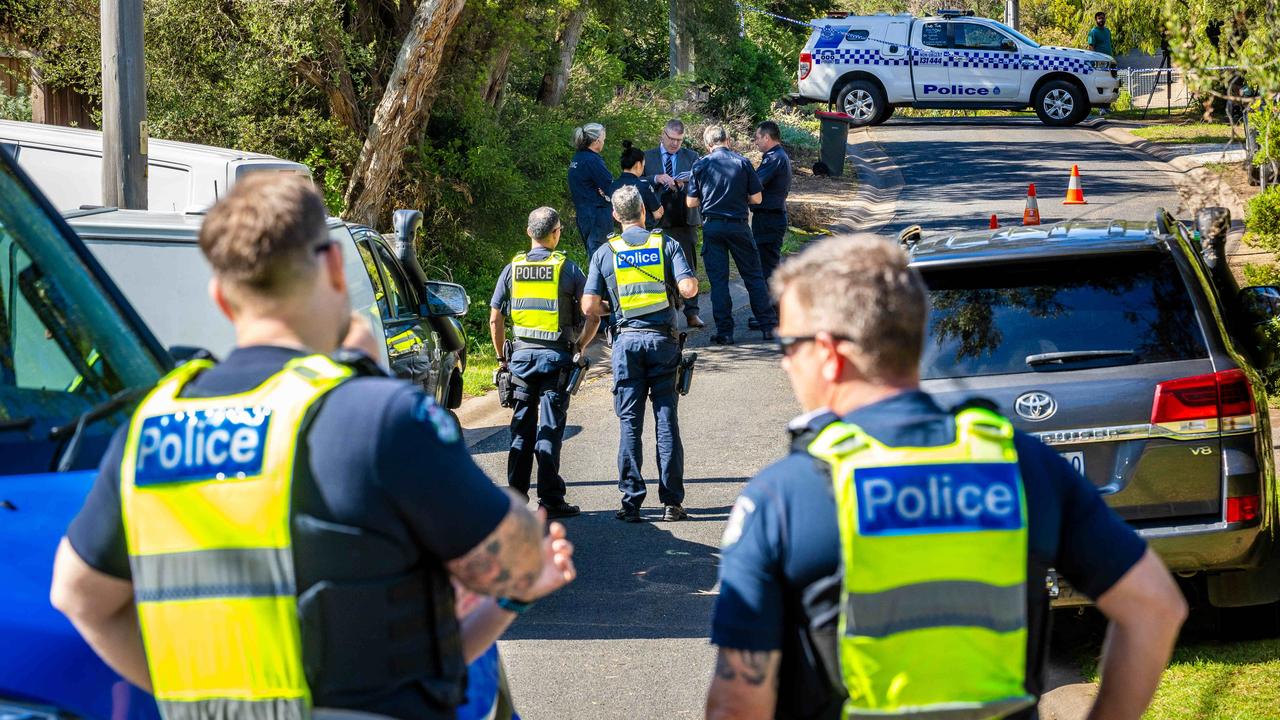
[1227,495,1261,523]
[1151,369,1256,431]
[799,53,813,81]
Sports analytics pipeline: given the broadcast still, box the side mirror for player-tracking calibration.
[1239,286,1280,367]
[424,281,470,318]
[1239,286,1280,325]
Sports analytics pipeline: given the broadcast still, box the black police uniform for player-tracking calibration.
[687,147,777,340]
[750,143,792,283]
[712,391,1148,720]
[67,346,511,719]
[490,249,588,506]
[568,149,615,259]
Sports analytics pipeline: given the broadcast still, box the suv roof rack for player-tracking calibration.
[935,8,975,17]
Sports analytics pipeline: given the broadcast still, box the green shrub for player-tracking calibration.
[1112,89,1132,112]
[1245,185,1280,252]
[1244,262,1280,287]
[700,38,791,121]
[0,85,32,122]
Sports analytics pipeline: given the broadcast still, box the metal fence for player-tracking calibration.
[1116,66,1246,118]
[1118,67,1193,116]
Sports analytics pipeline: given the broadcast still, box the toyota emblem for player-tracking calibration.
[1014,391,1057,421]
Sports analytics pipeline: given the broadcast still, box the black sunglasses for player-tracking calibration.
[775,334,851,354]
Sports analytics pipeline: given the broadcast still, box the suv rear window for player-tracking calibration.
[919,253,1207,379]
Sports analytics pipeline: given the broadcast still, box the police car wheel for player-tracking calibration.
[836,80,885,127]
[869,105,895,126]
[1034,80,1087,126]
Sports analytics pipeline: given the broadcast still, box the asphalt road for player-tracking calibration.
[872,116,1183,235]
[472,117,1187,719]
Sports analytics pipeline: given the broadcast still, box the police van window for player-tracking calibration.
[919,253,1208,379]
[355,241,389,318]
[953,23,1014,51]
[374,243,416,318]
[844,29,870,42]
[921,22,948,48]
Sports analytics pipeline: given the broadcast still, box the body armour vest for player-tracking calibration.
[120,355,464,720]
[806,408,1034,720]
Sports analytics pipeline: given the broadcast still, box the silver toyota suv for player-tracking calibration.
[906,209,1280,609]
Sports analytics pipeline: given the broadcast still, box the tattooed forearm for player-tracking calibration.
[448,492,543,597]
[714,649,775,687]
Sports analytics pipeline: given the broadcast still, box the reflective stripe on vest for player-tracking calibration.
[120,355,354,720]
[510,251,565,341]
[609,233,669,319]
[806,408,1035,720]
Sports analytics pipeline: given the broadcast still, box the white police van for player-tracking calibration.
[796,10,1119,127]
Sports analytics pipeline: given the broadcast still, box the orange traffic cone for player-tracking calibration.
[990,214,999,229]
[1063,164,1087,205]
[1023,184,1041,226]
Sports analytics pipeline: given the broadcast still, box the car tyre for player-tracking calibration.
[836,80,886,128]
[870,105,895,126]
[1034,80,1088,127]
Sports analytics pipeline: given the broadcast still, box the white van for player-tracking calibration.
[0,119,311,212]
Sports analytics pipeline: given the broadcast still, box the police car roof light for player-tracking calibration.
[936,8,975,16]
[825,11,849,17]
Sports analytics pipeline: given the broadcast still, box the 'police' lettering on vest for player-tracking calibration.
[134,407,271,485]
[514,265,556,282]
[853,463,1022,535]
[616,248,661,267]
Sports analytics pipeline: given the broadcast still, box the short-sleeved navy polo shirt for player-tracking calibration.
[609,173,662,227]
[712,390,1146,719]
[752,144,792,212]
[687,146,763,221]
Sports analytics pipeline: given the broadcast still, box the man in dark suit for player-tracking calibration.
[644,119,705,328]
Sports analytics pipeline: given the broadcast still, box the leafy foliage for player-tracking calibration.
[1245,185,1280,251]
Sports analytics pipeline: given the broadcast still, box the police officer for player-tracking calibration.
[706,236,1187,719]
[490,207,601,517]
[611,141,664,228]
[51,174,576,720]
[687,125,776,345]
[582,184,699,523]
[568,122,615,260]
[644,119,706,329]
[746,121,791,332]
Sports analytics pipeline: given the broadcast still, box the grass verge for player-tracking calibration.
[462,349,500,398]
[1130,122,1237,145]
[1084,638,1280,719]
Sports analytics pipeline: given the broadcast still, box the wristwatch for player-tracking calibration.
[496,596,535,614]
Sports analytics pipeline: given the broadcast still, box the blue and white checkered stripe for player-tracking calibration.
[812,48,909,66]
[815,47,1092,74]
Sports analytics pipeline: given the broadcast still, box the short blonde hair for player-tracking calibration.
[771,236,928,383]
[198,173,329,299]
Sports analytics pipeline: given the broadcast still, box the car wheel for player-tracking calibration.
[870,105,895,126]
[1034,80,1087,126]
[836,80,885,128]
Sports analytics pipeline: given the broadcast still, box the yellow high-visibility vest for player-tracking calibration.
[608,233,668,319]
[510,251,565,341]
[807,407,1034,720]
[119,355,354,720]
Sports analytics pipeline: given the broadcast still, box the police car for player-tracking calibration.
[796,10,1119,126]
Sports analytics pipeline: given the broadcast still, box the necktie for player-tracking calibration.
[664,152,674,177]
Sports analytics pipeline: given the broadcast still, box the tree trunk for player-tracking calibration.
[484,45,512,107]
[668,0,692,76]
[295,33,364,135]
[536,5,586,107]
[343,0,468,227]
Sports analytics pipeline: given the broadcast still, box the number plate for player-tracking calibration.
[1060,450,1085,476]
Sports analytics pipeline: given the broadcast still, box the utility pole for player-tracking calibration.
[1005,0,1020,31]
[100,0,147,209]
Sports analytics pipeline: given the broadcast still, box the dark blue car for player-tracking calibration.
[0,151,167,717]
